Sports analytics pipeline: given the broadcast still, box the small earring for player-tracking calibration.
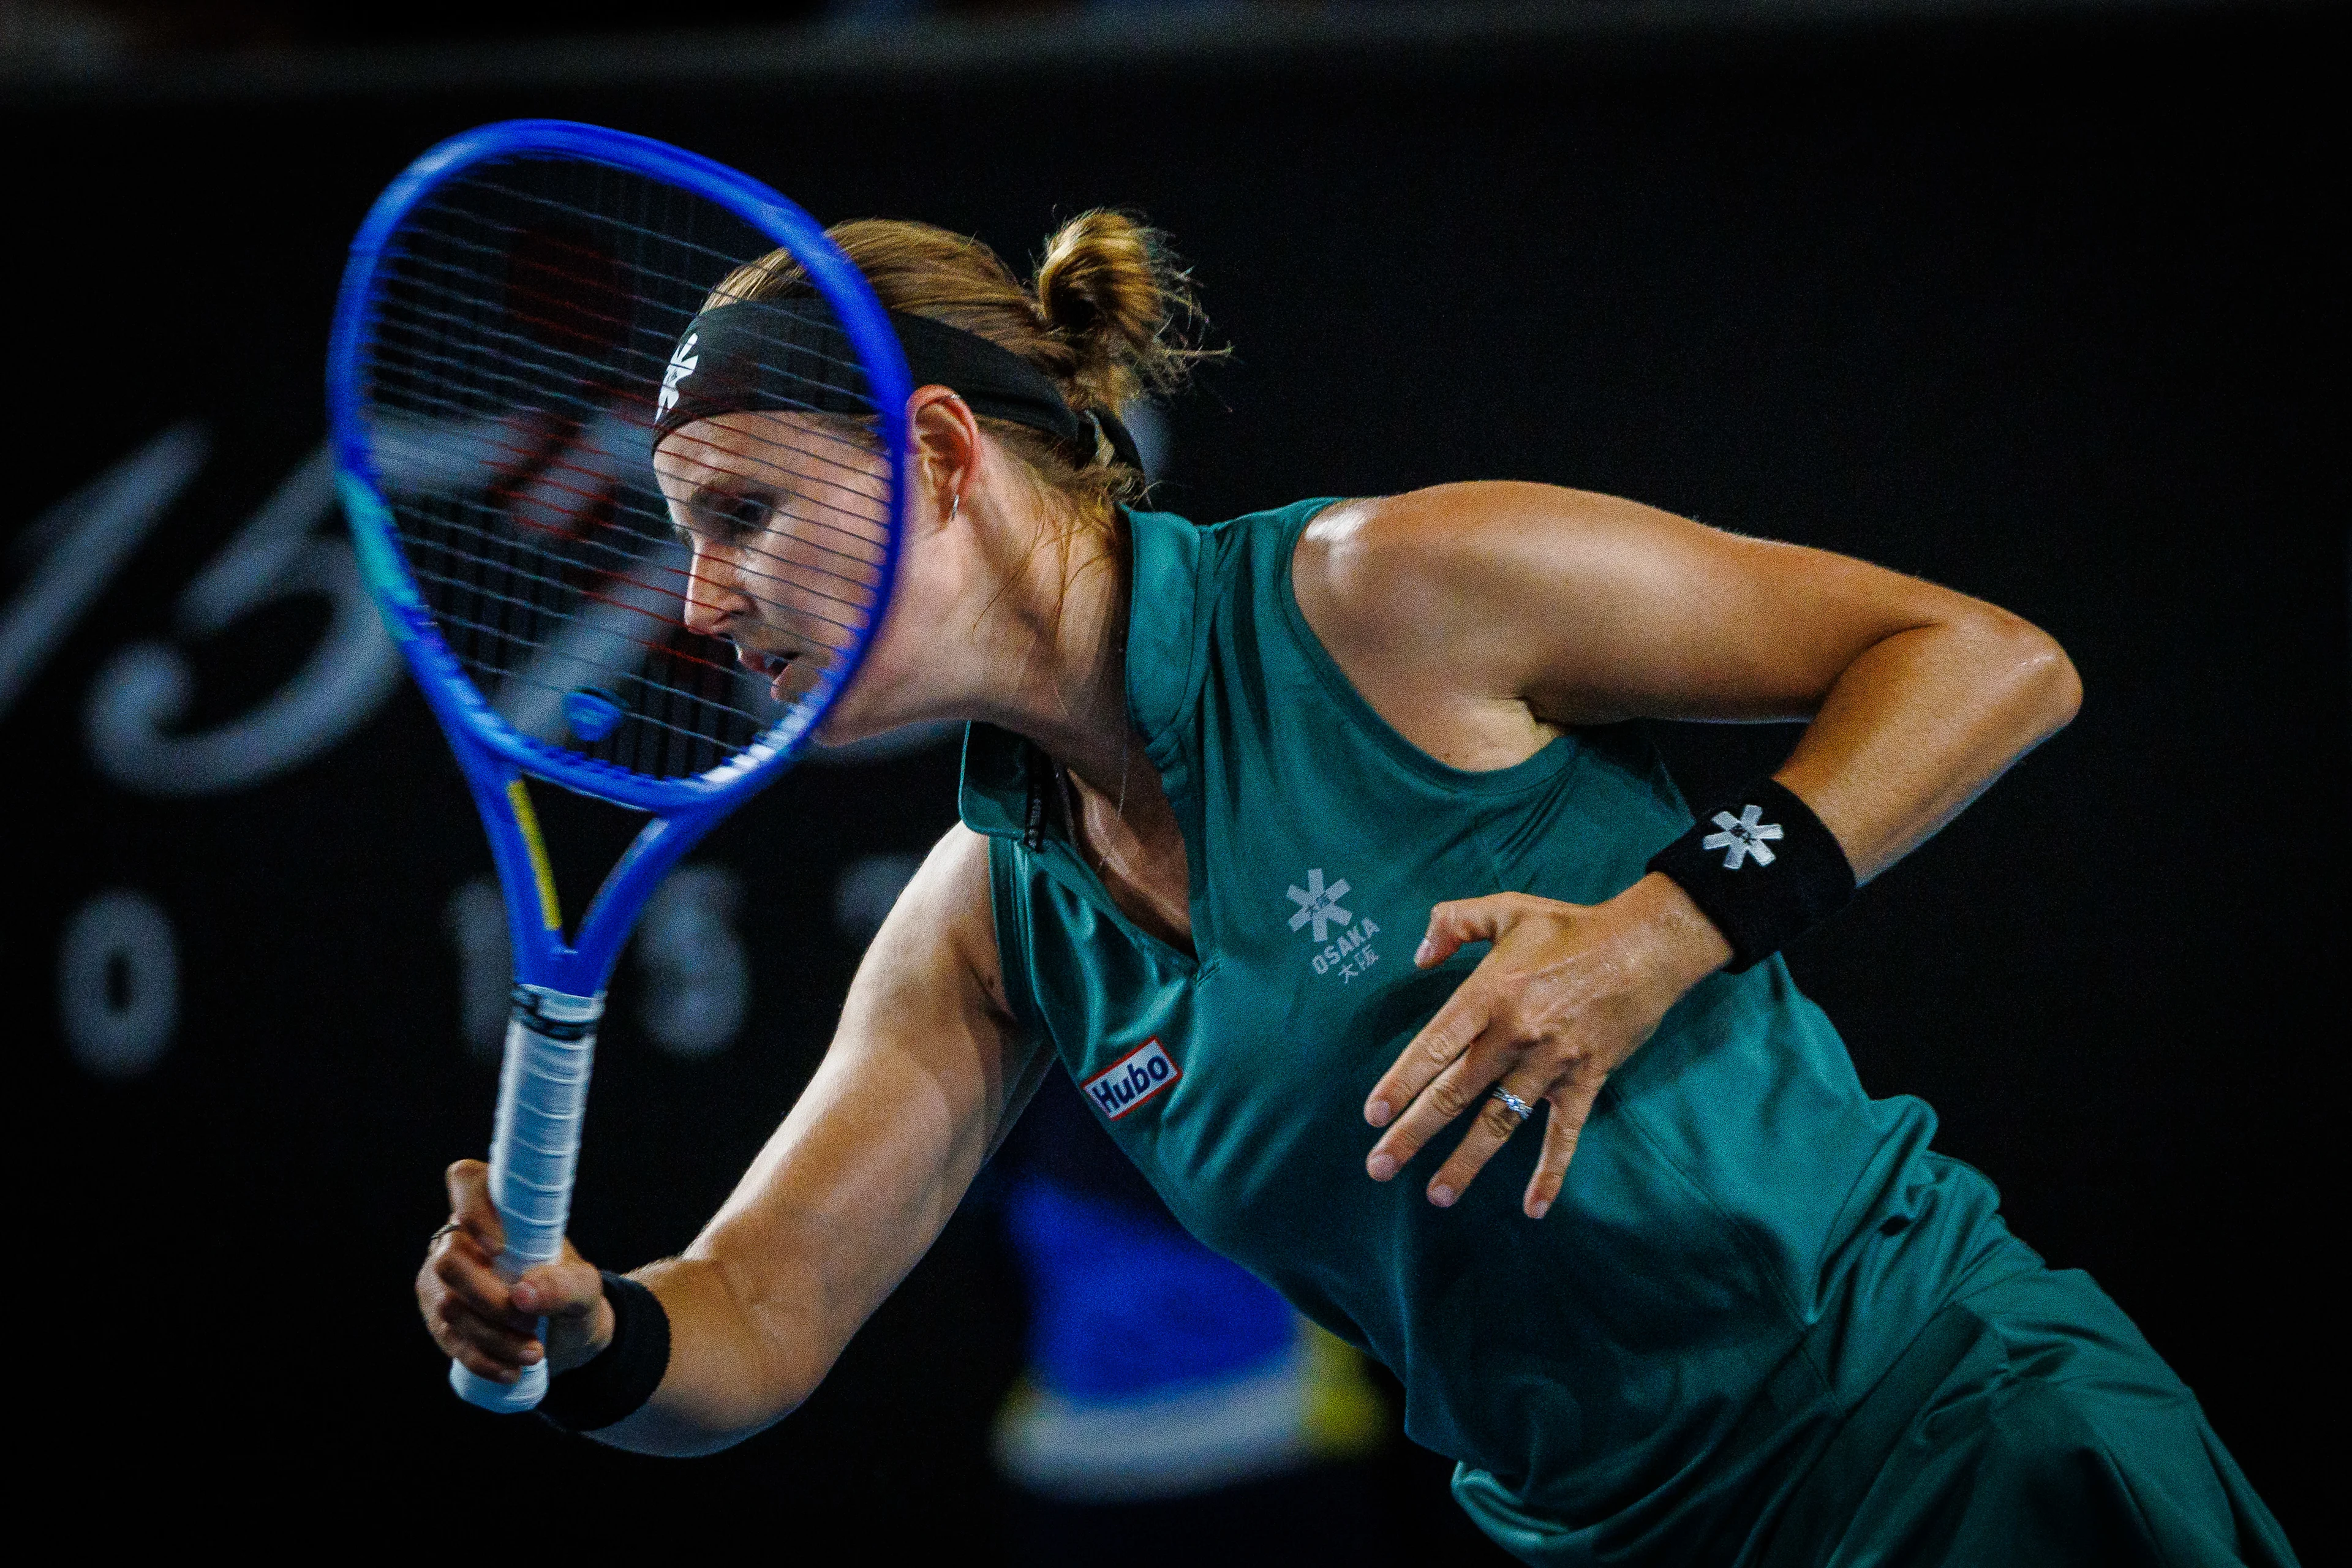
[948,493,961,524]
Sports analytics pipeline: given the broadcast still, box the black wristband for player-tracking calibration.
[537,1271,672,1434]
[1648,777,1854,973]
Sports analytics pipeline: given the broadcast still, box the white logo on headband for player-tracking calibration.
[655,331,700,424]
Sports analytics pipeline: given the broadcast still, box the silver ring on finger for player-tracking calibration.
[1490,1088,1534,1122]
[428,1219,461,1251]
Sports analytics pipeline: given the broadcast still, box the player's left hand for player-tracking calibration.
[1363,872,1732,1218]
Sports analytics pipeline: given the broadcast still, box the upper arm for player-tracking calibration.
[665,823,1040,1417]
[1293,481,2055,733]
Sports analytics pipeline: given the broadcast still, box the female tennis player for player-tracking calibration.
[418,213,2295,1565]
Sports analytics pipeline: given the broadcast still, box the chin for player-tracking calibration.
[810,709,870,746]
[810,655,946,745]
[812,690,894,746]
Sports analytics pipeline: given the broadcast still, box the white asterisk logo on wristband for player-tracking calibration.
[1703,804,1783,870]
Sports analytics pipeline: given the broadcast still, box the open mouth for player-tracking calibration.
[733,643,805,699]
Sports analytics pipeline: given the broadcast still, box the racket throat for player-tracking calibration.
[506,778,564,934]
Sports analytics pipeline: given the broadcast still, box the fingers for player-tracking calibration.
[1411,894,1520,970]
[1521,1072,1606,1221]
[1423,1070,1554,1210]
[1368,886,1679,1219]
[418,1238,544,1384]
[423,1166,618,1381]
[441,1300,545,1368]
[511,1248,603,1319]
[1368,1054,1599,1219]
[1368,893,1539,1131]
[1365,985,1491,1133]
[424,1163,543,1382]
[439,1310,540,1385]
[431,1225,523,1324]
[445,1159,503,1256]
[1366,1028,1511,1182]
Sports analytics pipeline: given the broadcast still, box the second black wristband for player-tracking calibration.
[536,1270,673,1434]
[1648,777,1854,973]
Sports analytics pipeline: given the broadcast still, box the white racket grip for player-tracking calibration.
[450,984,604,1413]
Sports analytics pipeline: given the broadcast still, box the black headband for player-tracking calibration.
[651,298,1141,476]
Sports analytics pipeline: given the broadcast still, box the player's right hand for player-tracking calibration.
[417,1158,614,1384]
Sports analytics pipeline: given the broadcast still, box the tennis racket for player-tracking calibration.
[328,120,912,1412]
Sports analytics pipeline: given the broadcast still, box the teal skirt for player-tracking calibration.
[1467,1268,2298,1567]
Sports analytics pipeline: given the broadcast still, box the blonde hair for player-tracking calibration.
[704,211,1216,527]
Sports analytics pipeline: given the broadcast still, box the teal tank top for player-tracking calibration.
[963,500,2041,1561]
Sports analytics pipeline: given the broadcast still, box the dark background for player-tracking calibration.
[6,1,2341,1555]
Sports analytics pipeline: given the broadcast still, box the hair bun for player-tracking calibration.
[1033,210,1203,410]
[707,211,1216,500]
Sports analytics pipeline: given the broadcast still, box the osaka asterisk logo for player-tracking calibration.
[1703,805,1782,870]
[1286,868,1353,942]
[655,331,700,422]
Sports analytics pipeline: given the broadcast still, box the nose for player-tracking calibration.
[681,541,752,636]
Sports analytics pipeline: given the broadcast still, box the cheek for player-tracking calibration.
[758,518,896,644]
[841,522,987,691]
[843,608,921,696]
[867,543,946,643]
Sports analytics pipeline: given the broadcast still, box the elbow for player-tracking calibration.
[756,1336,826,1428]
[2045,644,2084,731]
[1988,614,2082,739]
[713,1280,830,1441]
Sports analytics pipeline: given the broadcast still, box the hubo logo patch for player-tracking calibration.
[1084,1038,1181,1120]
[655,332,700,421]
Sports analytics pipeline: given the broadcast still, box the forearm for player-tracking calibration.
[1774,610,2081,883]
[581,1118,985,1455]
[415,831,1023,1449]
[578,1251,824,1456]
[577,1057,1001,1455]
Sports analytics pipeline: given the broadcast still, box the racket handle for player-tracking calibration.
[450,984,604,1414]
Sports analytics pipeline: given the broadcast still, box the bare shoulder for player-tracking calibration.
[1297,484,1672,669]
[1302,480,1632,568]
[1291,483,1698,743]
[1291,479,2028,736]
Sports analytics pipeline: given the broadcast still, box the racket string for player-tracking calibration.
[359,154,895,781]
[387,206,888,417]
[423,605,765,737]
[368,304,890,481]
[369,397,892,601]
[402,486,884,643]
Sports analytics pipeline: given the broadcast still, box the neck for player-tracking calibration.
[943,478,1190,952]
[958,492,1134,798]
[840,447,1146,800]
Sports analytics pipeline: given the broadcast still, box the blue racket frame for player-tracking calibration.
[330,118,911,991]
[329,120,912,1408]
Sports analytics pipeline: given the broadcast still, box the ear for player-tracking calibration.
[908,386,981,526]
